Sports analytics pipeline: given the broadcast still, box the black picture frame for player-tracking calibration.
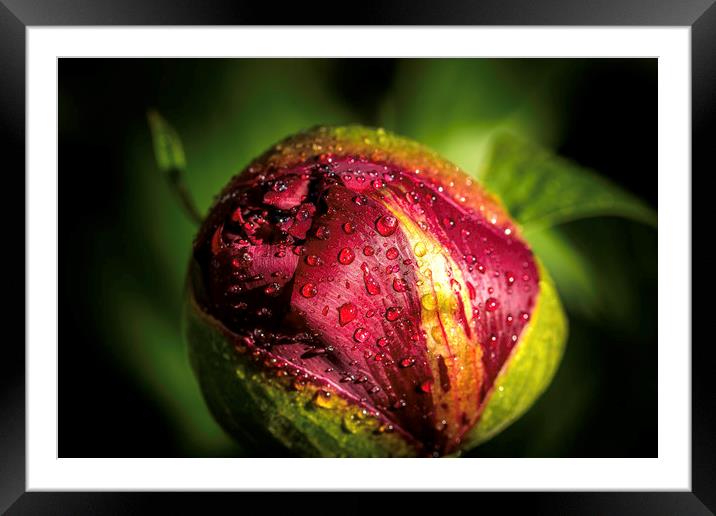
[2,1,710,513]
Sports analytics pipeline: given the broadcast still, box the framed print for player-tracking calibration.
[2,0,711,513]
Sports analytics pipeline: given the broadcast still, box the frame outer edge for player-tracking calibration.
[5,0,711,511]
[0,0,26,514]
[691,1,716,513]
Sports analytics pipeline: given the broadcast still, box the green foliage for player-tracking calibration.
[482,133,657,233]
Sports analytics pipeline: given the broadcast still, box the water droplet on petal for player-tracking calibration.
[505,271,516,287]
[338,247,355,265]
[376,215,398,236]
[353,327,370,343]
[264,282,281,296]
[305,255,322,266]
[421,293,438,311]
[392,277,408,292]
[485,297,499,312]
[400,357,415,368]
[338,302,358,326]
[315,225,331,240]
[313,390,336,409]
[301,283,318,298]
[361,262,381,295]
[386,247,399,260]
[385,306,403,321]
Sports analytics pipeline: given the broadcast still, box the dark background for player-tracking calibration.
[59,58,656,457]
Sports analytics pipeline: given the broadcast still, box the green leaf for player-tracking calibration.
[147,109,186,173]
[482,133,657,233]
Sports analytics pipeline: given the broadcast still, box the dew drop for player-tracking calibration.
[385,306,403,321]
[414,242,427,257]
[405,191,420,204]
[338,302,358,326]
[305,254,322,266]
[300,283,318,298]
[376,215,399,236]
[315,225,331,240]
[237,249,253,266]
[420,380,433,393]
[361,262,381,295]
[421,293,438,311]
[392,277,408,292]
[264,282,281,296]
[430,325,443,342]
[313,390,336,409]
[353,327,370,343]
[399,357,415,368]
[485,297,500,312]
[363,245,375,256]
[386,247,399,260]
[338,247,355,265]
[505,271,516,287]
[343,222,355,234]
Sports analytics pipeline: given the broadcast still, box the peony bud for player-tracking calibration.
[186,126,567,457]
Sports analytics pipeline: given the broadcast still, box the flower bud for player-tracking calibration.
[186,126,567,457]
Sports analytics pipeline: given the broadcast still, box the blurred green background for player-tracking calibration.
[59,59,656,457]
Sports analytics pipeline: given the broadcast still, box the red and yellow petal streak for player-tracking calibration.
[382,201,484,453]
